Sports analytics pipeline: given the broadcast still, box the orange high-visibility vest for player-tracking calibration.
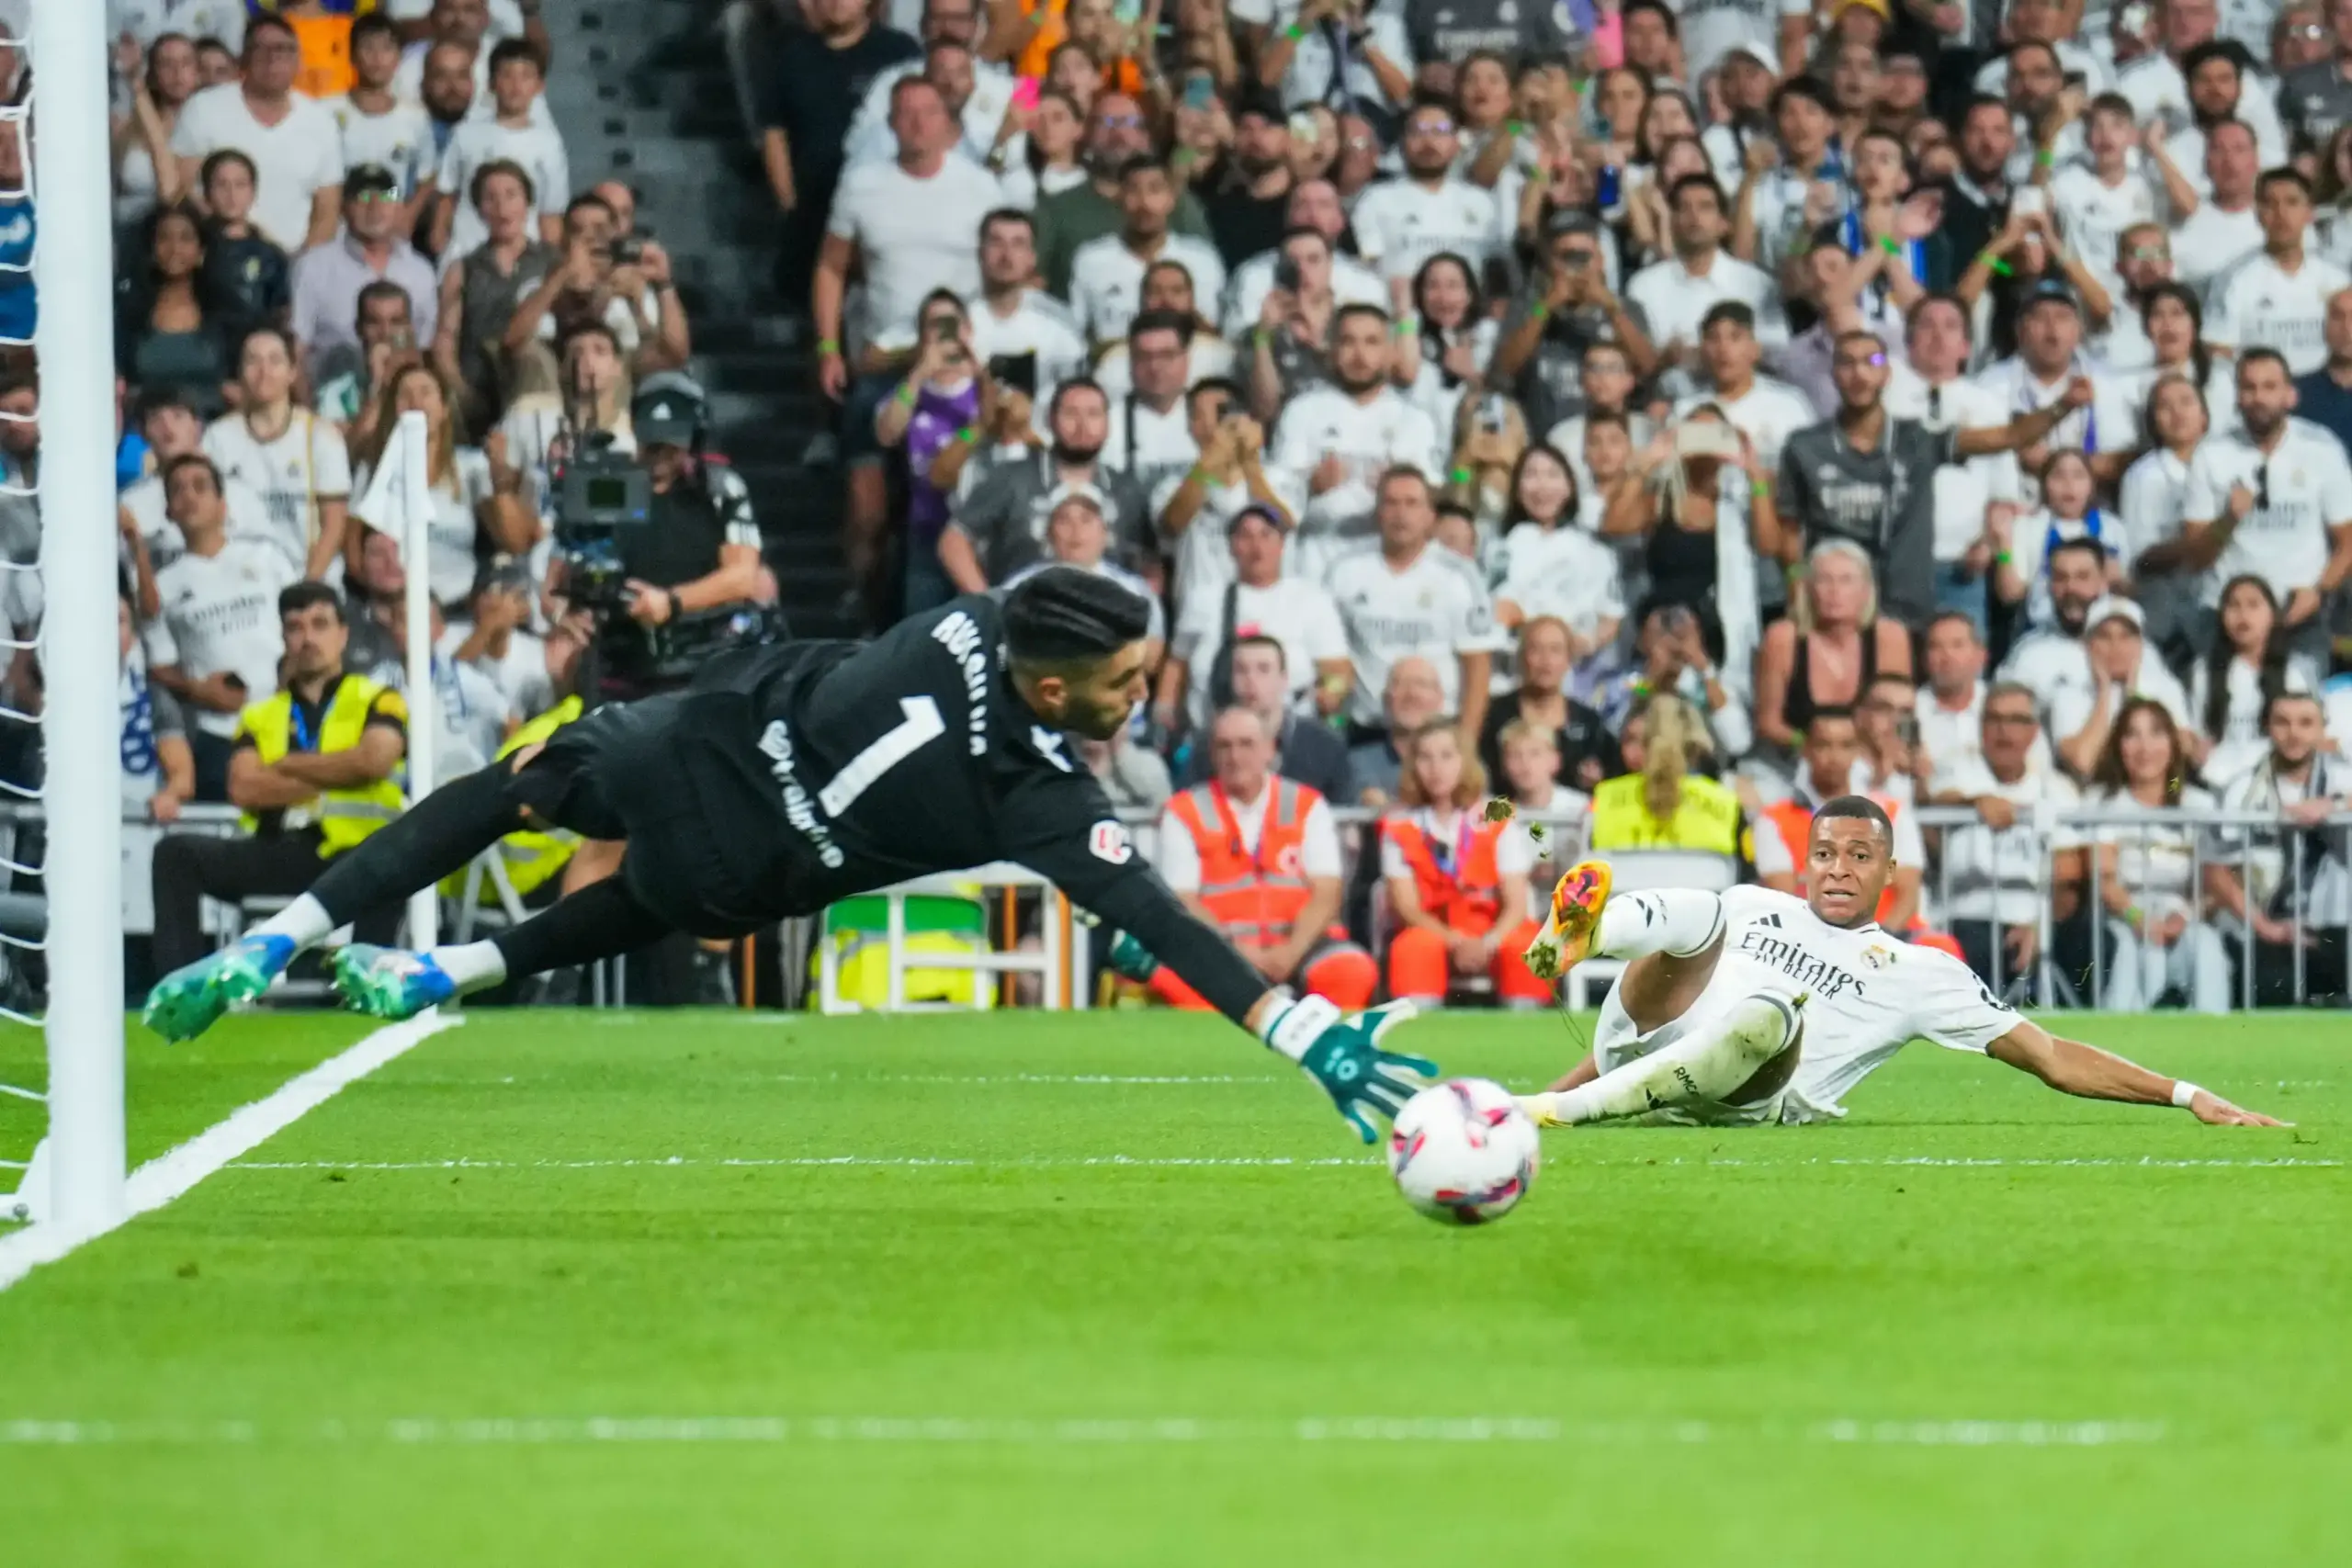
[1167,778,1329,951]
[1386,812,1506,934]
[1760,791,1910,926]
[286,13,357,101]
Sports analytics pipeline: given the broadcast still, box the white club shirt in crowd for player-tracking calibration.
[2085,783,2222,927]
[1675,0,1808,82]
[1166,575,1349,733]
[1325,543,1501,727]
[825,157,1002,355]
[2048,161,2160,300]
[2180,419,2352,604]
[1156,781,1346,893]
[170,85,346,252]
[1274,9,1415,116]
[1095,333,1238,400]
[1605,886,2026,1123]
[439,624,558,723]
[2202,250,2351,376]
[2006,510,2132,630]
[1220,249,1389,339]
[415,655,514,777]
[1148,467,1311,620]
[108,0,246,51]
[141,538,299,739]
[1096,394,1200,523]
[352,447,499,608]
[1675,376,1816,475]
[1915,679,1991,780]
[121,469,288,579]
[2190,653,2322,788]
[435,116,571,265]
[1349,176,1501,284]
[201,410,353,576]
[2162,120,2292,205]
[2044,658,2196,746]
[1266,384,1445,575]
[1974,357,2142,472]
[839,58,1018,173]
[1066,233,1228,348]
[1489,522,1625,642]
[1883,367,2024,562]
[963,289,1091,400]
[383,0,530,38]
[1929,761,2087,927]
[1973,41,2113,97]
[2167,202,2265,293]
[324,95,436,201]
[1623,250,1790,356]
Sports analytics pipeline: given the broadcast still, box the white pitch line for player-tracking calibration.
[0,1013,459,1293]
[222,1153,2346,1173]
[0,1416,2171,1449]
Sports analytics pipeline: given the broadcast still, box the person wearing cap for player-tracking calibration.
[289,162,439,387]
[1159,499,1349,741]
[2047,594,2196,780]
[577,373,763,700]
[1001,491,1167,666]
[1700,42,1782,193]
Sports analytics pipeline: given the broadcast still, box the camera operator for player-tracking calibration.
[559,372,765,704]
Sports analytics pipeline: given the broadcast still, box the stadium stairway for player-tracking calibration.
[543,0,860,638]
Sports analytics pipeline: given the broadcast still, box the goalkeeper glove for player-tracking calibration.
[1261,997,1438,1143]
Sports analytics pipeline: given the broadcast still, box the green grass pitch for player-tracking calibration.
[1,1007,2346,1566]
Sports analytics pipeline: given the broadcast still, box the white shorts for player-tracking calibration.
[1592,973,1806,1128]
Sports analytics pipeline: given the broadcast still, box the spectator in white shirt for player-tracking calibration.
[2171,347,2352,662]
[1158,500,1349,737]
[1348,102,1499,286]
[1488,443,1623,662]
[1219,176,1386,339]
[119,389,281,593]
[2203,168,2348,377]
[1094,308,1202,505]
[2168,118,2265,292]
[323,14,438,229]
[1066,157,1227,352]
[2079,695,2233,1011]
[1266,303,1445,577]
[2204,690,2352,1005]
[1152,379,1298,616]
[1257,0,1415,118]
[1915,608,2001,785]
[1625,175,1788,393]
[965,209,1088,400]
[202,325,352,581]
[2193,573,2325,789]
[348,360,536,609]
[1092,259,1236,398]
[2044,595,2196,781]
[169,15,344,253]
[1327,467,1498,740]
[429,37,567,263]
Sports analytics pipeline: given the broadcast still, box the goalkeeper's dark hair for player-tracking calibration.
[1003,566,1153,669]
[1815,794,1893,847]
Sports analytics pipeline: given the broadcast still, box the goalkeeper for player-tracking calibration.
[142,569,1436,1142]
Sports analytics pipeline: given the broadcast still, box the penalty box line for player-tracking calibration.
[0,1013,460,1294]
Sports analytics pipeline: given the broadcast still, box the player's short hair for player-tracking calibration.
[1003,566,1153,666]
[1813,793,1892,847]
[278,581,345,625]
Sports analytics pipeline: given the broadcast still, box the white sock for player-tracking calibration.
[249,894,334,951]
[1544,994,1800,1125]
[1590,890,1725,961]
[428,941,508,994]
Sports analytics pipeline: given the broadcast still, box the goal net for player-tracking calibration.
[2,4,128,1235]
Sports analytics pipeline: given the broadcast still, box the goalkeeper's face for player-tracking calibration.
[1035,640,1152,741]
[1805,815,1895,930]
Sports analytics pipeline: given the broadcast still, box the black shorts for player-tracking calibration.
[511,692,802,940]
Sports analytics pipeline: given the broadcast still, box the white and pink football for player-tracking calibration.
[1386,1078,1540,1226]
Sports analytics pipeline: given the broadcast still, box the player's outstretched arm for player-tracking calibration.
[1985,1020,2287,1127]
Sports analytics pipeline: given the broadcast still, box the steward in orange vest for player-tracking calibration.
[1379,721,1550,1005]
[1149,709,1376,1011]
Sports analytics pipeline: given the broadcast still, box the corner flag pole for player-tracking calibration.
[396,411,439,953]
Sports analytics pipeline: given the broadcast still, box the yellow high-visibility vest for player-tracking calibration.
[236,674,407,858]
[1588,772,1746,857]
[442,695,584,902]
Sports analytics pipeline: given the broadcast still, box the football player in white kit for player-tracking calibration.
[1514,797,2283,1130]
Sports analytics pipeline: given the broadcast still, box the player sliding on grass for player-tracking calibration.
[141,570,1438,1142]
[1516,796,2284,1130]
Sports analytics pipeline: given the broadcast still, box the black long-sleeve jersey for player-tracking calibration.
[648,595,1274,1025]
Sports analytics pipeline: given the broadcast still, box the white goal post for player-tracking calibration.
[2,1,125,1235]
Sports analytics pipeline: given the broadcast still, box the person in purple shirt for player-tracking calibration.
[876,288,985,615]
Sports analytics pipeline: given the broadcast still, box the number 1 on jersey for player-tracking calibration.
[818,696,946,817]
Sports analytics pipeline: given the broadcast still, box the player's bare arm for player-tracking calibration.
[1986,1020,2286,1126]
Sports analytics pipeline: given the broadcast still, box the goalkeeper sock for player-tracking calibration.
[427,942,507,994]
[1591,890,1725,961]
[1536,993,1801,1126]
[250,893,334,951]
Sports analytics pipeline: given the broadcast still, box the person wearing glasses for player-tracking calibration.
[289,164,437,389]
[168,14,345,252]
[1348,102,1498,288]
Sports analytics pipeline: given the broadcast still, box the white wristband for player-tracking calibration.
[2171,1080,2202,1109]
[1260,993,1340,1062]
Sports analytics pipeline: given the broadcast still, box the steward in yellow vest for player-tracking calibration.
[150,584,410,973]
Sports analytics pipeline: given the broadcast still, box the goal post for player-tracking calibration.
[9,0,126,1235]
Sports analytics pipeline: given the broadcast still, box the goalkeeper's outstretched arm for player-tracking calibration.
[1986,1021,2287,1126]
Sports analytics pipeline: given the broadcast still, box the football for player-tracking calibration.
[1387,1077,1540,1225]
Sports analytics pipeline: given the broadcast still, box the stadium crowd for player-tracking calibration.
[9,0,2350,1017]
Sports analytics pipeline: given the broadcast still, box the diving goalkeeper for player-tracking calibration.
[142,569,1436,1142]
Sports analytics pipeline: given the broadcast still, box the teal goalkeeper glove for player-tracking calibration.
[1263,997,1439,1143]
